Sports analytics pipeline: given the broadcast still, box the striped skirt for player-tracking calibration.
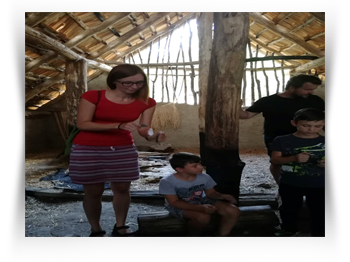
[69,144,140,184]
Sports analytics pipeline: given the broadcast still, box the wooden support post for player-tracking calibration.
[204,13,249,200]
[165,30,174,102]
[197,12,213,166]
[281,60,285,91]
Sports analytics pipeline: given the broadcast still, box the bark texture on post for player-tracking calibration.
[204,12,249,200]
[197,12,213,166]
[65,59,88,127]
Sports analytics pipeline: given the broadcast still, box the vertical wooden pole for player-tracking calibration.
[205,12,249,200]
[187,20,197,105]
[152,37,161,98]
[242,61,247,106]
[181,48,188,104]
[197,12,213,166]
[248,40,255,103]
[262,51,269,96]
[281,60,285,91]
[147,42,153,81]
[272,53,280,93]
[65,59,87,129]
[254,45,262,99]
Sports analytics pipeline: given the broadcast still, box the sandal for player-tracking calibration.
[89,230,106,237]
[112,225,136,237]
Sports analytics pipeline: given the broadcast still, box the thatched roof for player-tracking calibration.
[25,12,325,110]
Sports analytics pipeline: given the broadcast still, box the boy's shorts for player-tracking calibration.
[166,197,217,219]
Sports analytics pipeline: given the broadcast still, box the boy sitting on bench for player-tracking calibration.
[159,152,240,236]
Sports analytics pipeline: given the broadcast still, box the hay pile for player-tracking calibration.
[151,103,181,130]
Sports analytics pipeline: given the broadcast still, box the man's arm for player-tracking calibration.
[239,99,260,119]
[239,110,259,119]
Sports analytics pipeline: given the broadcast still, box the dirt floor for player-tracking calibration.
[25,147,281,237]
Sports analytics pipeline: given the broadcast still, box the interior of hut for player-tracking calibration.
[24,12,325,237]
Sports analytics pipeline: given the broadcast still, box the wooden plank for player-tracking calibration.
[25,187,163,200]
[137,205,280,236]
[25,186,277,208]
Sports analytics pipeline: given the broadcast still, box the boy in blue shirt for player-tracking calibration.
[159,152,240,236]
[271,108,325,236]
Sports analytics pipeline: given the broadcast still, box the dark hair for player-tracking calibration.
[169,152,201,170]
[293,108,325,123]
[285,74,322,90]
[106,64,149,102]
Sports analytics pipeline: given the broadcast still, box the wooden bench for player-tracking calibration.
[137,205,280,236]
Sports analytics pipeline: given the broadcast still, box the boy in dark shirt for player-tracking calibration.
[271,108,325,236]
[240,74,324,186]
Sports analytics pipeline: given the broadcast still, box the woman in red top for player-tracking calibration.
[69,64,166,237]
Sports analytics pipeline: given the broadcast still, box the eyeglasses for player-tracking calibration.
[116,81,145,88]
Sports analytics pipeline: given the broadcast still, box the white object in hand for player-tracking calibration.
[147,128,154,136]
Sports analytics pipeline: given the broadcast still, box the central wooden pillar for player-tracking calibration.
[204,13,249,201]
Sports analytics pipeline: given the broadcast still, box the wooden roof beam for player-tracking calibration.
[87,12,172,59]
[249,12,324,57]
[25,73,65,102]
[289,16,316,34]
[309,12,325,24]
[249,36,300,66]
[25,12,54,27]
[25,13,129,73]
[113,13,197,61]
[289,57,325,75]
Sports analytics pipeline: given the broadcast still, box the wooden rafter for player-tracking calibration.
[25,13,130,73]
[289,57,325,75]
[87,12,172,60]
[25,12,54,27]
[113,13,196,61]
[249,37,300,66]
[309,12,325,24]
[289,16,316,34]
[249,12,324,57]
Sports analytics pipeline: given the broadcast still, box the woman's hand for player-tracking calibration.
[118,122,141,132]
[146,131,166,142]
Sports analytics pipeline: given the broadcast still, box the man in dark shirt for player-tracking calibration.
[239,74,325,186]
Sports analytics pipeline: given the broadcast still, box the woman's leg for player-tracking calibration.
[82,183,105,232]
[110,182,132,234]
[214,201,240,236]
